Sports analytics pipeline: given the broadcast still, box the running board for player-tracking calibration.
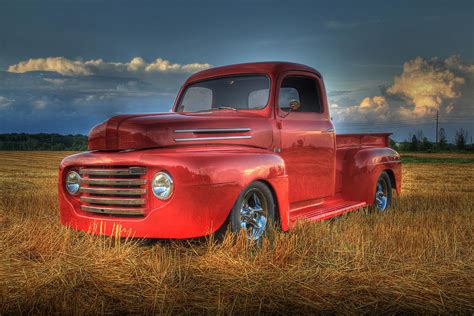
[289,199,367,226]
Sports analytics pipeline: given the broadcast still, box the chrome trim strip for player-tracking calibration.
[174,128,251,133]
[81,205,145,215]
[80,167,146,176]
[81,196,146,205]
[80,178,147,186]
[80,187,146,195]
[174,135,252,142]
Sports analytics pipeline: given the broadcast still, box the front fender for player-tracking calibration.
[59,146,289,238]
[154,147,290,232]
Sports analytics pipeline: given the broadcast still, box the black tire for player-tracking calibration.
[227,181,275,241]
[369,171,392,213]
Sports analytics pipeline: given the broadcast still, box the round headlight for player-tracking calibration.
[151,171,173,200]
[66,171,81,195]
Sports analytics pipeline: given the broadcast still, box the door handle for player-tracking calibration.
[323,127,334,133]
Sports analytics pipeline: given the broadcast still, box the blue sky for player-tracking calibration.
[1,0,473,141]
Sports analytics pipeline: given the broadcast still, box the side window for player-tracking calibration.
[248,88,269,108]
[180,87,212,112]
[279,87,299,111]
[279,76,322,113]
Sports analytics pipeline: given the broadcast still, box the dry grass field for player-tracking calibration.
[0,151,473,314]
[401,152,474,159]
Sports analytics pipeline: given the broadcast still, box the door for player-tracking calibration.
[277,72,336,203]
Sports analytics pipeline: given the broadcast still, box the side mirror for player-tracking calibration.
[289,100,300,112]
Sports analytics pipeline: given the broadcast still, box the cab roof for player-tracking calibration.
[186,61,322,83]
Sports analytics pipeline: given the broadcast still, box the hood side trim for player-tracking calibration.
[175,135,252,142]
[174,128,251,134]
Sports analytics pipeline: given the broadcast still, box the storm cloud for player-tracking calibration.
[0,56,211,133]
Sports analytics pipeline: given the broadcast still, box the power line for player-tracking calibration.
[436,110,439,144]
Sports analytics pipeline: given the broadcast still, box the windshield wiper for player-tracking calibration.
[216,106,238,111]
[192,106,238,113]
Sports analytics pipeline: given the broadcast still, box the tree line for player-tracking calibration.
[391,128,473,152]
[0,133,88,151]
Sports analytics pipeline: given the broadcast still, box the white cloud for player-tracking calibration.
[43,78,66,85]
[444,55,474,73]
[32,99,48,109]
[324,19,382,30]
[0,96,14,108]
[7,56,212,77]
[387,56,466,117]
[116,80,140,92]
[324,20,355,29]
[445,103,454,114]
[331,96,391,122]
[331,55,473,123]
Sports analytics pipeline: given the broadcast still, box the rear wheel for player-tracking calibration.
[371,171,392,212]
[229,182,275,241]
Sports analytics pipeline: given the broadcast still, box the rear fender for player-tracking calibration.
[342,147,401,204]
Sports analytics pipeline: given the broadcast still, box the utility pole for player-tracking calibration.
[435,110,439,145]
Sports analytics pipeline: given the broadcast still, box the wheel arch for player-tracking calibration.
[253,179,282,227]
[190,148,290,233]
[232,166,290,232]
[384,168,397,192]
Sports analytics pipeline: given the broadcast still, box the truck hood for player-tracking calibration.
[88,112,273,151]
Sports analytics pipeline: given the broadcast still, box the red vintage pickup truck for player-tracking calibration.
[59,62,401,241]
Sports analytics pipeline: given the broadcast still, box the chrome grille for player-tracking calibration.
[79,166,147,216]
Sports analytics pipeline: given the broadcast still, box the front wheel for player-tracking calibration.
[229,181,275,241]
[370,171,392,212]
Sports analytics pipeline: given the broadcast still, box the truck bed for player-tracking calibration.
[336,133,391,149]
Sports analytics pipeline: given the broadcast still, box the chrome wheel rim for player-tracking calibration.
[375,179,388,211]
[240,189,268,241]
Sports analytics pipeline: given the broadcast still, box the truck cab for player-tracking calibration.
[59,62,401,241]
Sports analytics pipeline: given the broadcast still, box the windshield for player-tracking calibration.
[176,75,270,112]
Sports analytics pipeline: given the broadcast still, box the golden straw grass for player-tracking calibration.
[0,151,472,314]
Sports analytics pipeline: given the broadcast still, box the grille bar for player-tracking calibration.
[80,167,146,176]
[81,178,146,186]
[81,205,145,216]
[81,196,146,206]
[79,187,147,195]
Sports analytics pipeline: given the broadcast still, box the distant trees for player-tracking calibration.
[0,134,87,151]
[420,137,432,151]
[438,128,448,150]
[398,128,472,152]
[454,128,469,150]
[389,138,398,150]
[409,134,419,151]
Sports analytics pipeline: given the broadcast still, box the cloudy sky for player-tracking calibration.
[1,0,473,141]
